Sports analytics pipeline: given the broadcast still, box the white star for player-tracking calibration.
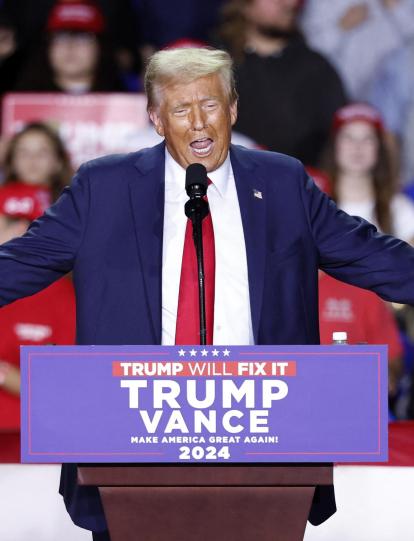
[178,349,186,357]
[190,349,197,357]
[222,349,230,357]
[212,349,219,357]
[201,349,208,356]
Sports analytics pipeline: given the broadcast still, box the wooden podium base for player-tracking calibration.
[100,486,314,541]
[79,465,332,541]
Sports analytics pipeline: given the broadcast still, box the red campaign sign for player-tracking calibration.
[1,93,162,168]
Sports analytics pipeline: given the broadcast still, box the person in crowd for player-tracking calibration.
[306,166,404,406]
[321,103,414,413]
[216,0,347,166]
[15,0,126,93]
[1,46,414,539]
[0,9,26,95]
[131,0,225,59]
[0,183,76,463]
[2,122,73,202]
[300,0,414,100]
[368,41,414,406]
[322,103,414,244]
[1,0,141,91]
[369,36,414,186]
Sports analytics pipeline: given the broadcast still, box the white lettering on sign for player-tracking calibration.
[120,379,289,435]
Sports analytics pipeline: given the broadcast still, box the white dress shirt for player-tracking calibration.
[161,149,254,345]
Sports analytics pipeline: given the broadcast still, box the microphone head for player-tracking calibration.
[185,163,208,198]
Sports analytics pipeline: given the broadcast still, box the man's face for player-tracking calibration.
[149,73,237,172]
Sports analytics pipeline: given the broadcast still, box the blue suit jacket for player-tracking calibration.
[1,143,414,530]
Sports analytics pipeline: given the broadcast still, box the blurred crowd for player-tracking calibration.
[1,0,414,462]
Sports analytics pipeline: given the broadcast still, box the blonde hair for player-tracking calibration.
[145,47,237,110]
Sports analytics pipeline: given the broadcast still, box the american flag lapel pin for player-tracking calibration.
[253,189,263,199]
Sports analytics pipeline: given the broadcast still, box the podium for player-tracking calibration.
[20,344,388,539]
[78,464,333,541]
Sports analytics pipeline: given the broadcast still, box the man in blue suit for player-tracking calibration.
[1,47,414,539]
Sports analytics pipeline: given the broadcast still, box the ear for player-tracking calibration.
[148,108,165,137]
[230,100,238,127]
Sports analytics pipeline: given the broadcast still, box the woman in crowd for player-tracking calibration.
[15,0,125,93]
[323,102,414,244]
[3,122,72,202]
[322,102,414,417]
[0,122,76,463]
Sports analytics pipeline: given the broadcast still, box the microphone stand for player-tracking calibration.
[184,196,209,346]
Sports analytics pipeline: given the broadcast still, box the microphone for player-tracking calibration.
[185,163,209,221]
[183,163,210,345]
[185,163,208,199]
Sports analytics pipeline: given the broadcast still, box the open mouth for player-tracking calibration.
[190,137,214,156]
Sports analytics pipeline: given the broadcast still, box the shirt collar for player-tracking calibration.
[165,148,186,201]
[208,153,231,198]
[164,147,231,200]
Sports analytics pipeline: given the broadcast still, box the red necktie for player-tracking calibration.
[175,184,215,345]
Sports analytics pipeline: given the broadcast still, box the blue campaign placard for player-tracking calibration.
[20,345,388,463]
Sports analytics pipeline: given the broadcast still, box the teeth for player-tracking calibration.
[191,139,213,155]
[193,145,212,155]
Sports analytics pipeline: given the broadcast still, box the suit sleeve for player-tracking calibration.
[298,163,414,305]
[0,164,90,307]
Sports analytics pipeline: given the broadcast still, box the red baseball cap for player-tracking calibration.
[163,38,209,50]
[332,103,384,133]
[0,183,51,222]
[47,0,105,34]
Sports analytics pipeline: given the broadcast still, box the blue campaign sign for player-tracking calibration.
[20,345,388,463]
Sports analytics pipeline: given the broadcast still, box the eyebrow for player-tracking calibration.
[171,96,220,109]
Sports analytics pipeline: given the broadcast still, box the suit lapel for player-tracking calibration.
[230,145,267,343]
[129,142,165,343]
